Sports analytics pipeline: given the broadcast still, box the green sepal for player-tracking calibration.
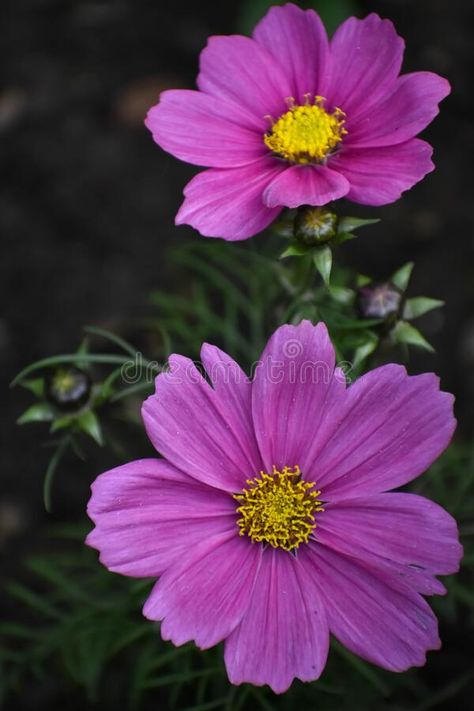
[19,378,45,398]
[50,416,73,433]
[77,410,104,446]
[98,371,121,401]
[403,297,444,320]
[280,242,311,259]
[17,402,55,425]
[356,274,372,288]
[313,246,332,287]
[74,337,91,371]
[333,231,358,245]
[391,321,434,352]
[337,216,380,234]
[391,262,414,291]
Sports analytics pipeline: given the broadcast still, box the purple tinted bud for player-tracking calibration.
[357,283,402,320]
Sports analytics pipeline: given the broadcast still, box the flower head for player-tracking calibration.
[145,3,450,240]
[87,321,461,693]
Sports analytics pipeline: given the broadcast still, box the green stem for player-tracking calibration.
[43,436,70,513]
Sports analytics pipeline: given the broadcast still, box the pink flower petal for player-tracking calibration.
[347,72,451,148]
[142,354,262,492]
[253,3,329,102]
[197,35,292,124]
[200,343,260,467]
[330,139,434,206]
[143,529,261,649]
[310,364,456,500]
[145,90,265,168]
[175,159,284,240]
[324,14,405,119]
[224,548,329,693]
[263,164,350,208]
[86,459,236,577]
[317,493,462,595]
[302,543,441,671]
[251,321,342,473]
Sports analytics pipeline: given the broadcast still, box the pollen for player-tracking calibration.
[233,465,324,551]
[264,95,347,164]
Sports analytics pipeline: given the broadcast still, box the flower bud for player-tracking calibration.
[357,282,402,320]
[294,206,338,246]
[45,366,91,412]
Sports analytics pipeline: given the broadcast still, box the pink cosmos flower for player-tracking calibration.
[87,321,462,694]
[145,3,450,241]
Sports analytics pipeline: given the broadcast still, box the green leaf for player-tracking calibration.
[337,216,380,233]
[26,558,92,604]
[5,582,64,620]
[0,622,42,640]
[313,246,332,287]
[17,403,55,425]
[391,262,414,291]
[403,297,444,320]
[279,242,310,259]
[392,321,435,352]
[77,411,104,446]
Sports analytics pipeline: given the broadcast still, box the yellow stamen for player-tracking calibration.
[233,465,324,552]
[264,96,347,164]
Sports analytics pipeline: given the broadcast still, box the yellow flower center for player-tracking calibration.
[233,465,324,551]
[52,370,77,395]
[264,96,347,164]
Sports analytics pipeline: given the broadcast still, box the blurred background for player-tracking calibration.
[1,1,473,709]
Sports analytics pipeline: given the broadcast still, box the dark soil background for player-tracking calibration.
[1,0,473,707]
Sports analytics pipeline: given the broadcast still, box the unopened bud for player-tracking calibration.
[357,282,402,320]
[45,366,91,412]
[294,207,338,246]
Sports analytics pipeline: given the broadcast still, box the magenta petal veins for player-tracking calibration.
[87,320,461,693]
